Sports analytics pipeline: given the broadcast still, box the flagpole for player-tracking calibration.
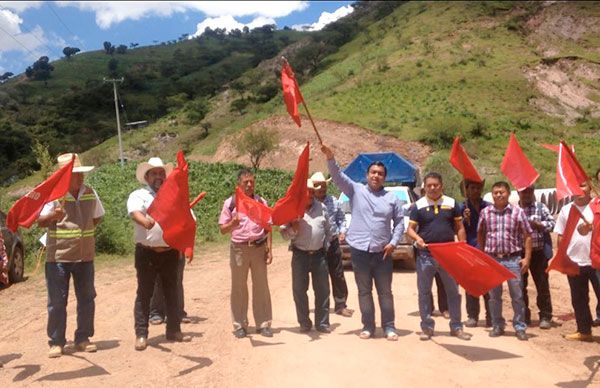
[281,57,323,145]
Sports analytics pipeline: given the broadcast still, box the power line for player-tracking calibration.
[46,2,88,52]
[0,24,39,61]
[16,24,62,59]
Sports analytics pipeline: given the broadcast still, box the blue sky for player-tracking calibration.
[0,1,354,75]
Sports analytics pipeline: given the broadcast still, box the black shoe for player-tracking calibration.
[299,325,312,333]
[592,318,600,327]
[464,318,478,328]
[166,332,191,342]
[233,328,247,339]
[257,327,273,338]
[516,330,528,341]
[316,326,331,334]
[489,327,505,337]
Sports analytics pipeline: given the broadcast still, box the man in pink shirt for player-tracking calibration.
[219,168,273,338]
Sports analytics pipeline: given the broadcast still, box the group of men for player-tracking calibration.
[34,149,600,358]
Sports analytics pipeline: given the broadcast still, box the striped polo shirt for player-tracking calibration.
[409,195,462,243]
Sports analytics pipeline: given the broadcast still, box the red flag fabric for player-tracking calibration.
[590,198,600,269]
[546,205,581,276]
[189,192,206,208]
[281,61,304,127]
[235,187,273,231]
[501,133,539,191]
[6,155,74,232]
[427,242,516,297]
[556,141,588,200]
[147,151,196,253]
[449,137,483,183]
[271,142,310,225]
[541,143,574,153]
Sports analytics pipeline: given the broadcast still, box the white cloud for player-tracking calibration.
[191,15,276,37]
[292,4,353,31]
[57,1,307,29]
[0,8,48,59]
[0,1,43,13]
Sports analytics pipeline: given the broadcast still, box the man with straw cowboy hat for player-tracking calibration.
[37,153,105,358]
[127,157,191,351]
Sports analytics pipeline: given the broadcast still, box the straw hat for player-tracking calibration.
[310,171,331,184]
[136,157,173,184]
[307,179,316,190]
[57,153,95,173]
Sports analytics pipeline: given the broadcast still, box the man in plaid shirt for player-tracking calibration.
[478,181,533,341]
[518,185,555,329]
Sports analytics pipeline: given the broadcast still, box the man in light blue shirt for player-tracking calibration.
[321,144,404,341]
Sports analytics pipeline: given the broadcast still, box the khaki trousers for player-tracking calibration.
[230,243,272,330]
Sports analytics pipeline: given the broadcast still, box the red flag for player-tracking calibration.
[546,205,581,276]
[590,198,600,269]
[449,137,483,183]
[148,151,196,253]
[235,187,273,231]
[189,192,206,208]
[6,155,74,232]
[541,143,574,153]
[556,141,588,200]
[501,133,539,191]
[427,242,516,297]
[271,142,310,225]
[281,61,304,127]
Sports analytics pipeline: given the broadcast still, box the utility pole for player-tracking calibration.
[103,77,125,167]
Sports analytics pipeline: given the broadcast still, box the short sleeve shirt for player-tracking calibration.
[218,195,268,243]
[127,187,168,247]
[554,202,592,266]
[409,195,461,243]
[40,186,105,219]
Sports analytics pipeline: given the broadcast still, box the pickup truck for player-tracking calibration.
[337,186,417,270]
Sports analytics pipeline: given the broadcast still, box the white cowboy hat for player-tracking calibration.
[136,157,173,184]
[57,153,95,173]
[307,178,316,190]
[310,171,331,184]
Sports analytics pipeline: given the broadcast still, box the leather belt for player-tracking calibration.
[492,251,522,259]
[137,244,173,253]
[293,247,325,256]
[232,236,267,247]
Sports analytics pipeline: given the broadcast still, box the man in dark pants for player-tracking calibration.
[149,253,190,325]
[518,185,555,329]
[459,179,492,328]
[281,179,333,333]
[311,171,354,318]
[127,157,191,351]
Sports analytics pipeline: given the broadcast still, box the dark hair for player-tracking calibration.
[492,181,511,192]
[423,172,443,184]
[367,161,387,177]
[237,168,254,181]
[464,179,482,189]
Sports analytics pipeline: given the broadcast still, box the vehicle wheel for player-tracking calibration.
[9,246,24,283]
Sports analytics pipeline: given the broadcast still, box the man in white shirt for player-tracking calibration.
[127,157,191,351]
[554,181,595,342]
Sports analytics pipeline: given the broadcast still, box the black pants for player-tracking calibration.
[522,249,553,321]
[589,267,600,319]
[466,292,490,322]
[567,265,596,335]
[134,245,180,337]
[292,248,330,329]
[326,238,349,311]
[150,255,186,320]
[429,273,448,313]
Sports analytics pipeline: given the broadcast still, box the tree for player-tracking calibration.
[25,56,54,84]
[236,127,278,170]
[129,42,139,48]
[108,58,119,76]
[103,41,114,55]
[0,72,14,82]
[116,44,127,54]
[62,46,80,59]
[31,139,54,178]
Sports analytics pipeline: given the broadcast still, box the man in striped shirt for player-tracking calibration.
[478,181,533,341]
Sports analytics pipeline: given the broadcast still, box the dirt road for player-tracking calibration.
[1,243,599,387]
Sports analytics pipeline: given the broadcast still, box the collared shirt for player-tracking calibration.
[410,195,462,244]
[280,200,333,251]
[127,186,168,247]
[518,201,556,251]
[459,198,492,248]
[321,194,346,236]
[478,204,533,255]
[327,159,404,253]
[218,195,268,243]
[40,185,105,219]
[554,202,593,266]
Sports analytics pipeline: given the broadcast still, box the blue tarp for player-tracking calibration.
[342,152,416,185]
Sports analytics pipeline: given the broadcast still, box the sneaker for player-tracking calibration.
[516,330,528,341]
[419,327,433,341]
[359,330,372,339]
[48,345,63,358]
[385,330,399,341]
[450,329,472,341]
[464,318,478,328]
[489,327,505,337]
[539,319,552,330]
[233,328,247,339]
[135,336,147,351]
[257,327,273,337]
[563,332,594,342]
[75,340,97,353]
[149,316,164,325]
[166,332,192,342]
[335,308,354,317]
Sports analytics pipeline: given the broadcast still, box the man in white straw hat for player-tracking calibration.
[310,171,354,318]
[37,153,104,358]
[127,156,191,351]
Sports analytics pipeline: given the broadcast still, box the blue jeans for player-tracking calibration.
[46,261,96,347]
[350,247,395,334]
[416,249,462,332]
[291,248,330,329]
[489,256,526,331]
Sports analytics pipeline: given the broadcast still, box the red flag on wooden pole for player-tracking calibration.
[281,61,304,127]
[501,133,539,191]
[427,242,516,297]
[6,155,74,232]
[271,142,310,225]
[546,205,581,276]
[449,137,482,183]
[556,141,588,200]
[235,187,273,231]
[147,151,196,253]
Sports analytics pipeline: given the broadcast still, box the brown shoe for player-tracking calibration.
[166,332,191,342]
[564,332,593,342]
[48,345,63,358]
[75,340,97,353]
[135,337,147,351]
[450,329,472,341]
[336,308,354,317]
